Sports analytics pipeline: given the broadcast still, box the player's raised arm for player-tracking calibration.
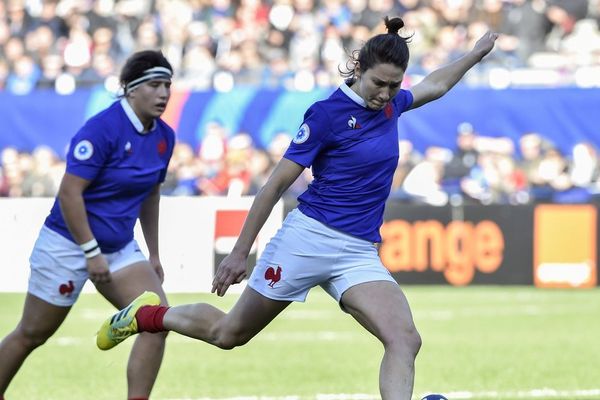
[409,31,498,110]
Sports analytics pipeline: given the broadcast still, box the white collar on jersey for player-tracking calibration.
[120,98,156,134]
[340,82,367,108]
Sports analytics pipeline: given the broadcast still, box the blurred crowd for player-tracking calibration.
[2,0,600,205]
[2,121,600,205]
[0,0,599,94]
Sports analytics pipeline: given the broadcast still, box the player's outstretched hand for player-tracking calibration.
[472,31,499,59]
[212,252,247,296]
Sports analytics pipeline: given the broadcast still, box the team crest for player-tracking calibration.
[384,103,393,119]
[264,265,282,288]
[157,139,167,155]
[293,123,310,144]
[73,140,94,160]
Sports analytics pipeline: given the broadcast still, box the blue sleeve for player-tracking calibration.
[65,118,112,181]
[393,89,413,114]
[283,103,331,168]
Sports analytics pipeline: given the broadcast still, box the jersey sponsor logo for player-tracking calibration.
[125,141,132,155]
[293,123,310,144]
[59,280,75,296]
[73,140,94,160]
[348,115,361,129]
[264,265,282,287]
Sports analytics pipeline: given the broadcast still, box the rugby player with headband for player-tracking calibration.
[0,50,175,400]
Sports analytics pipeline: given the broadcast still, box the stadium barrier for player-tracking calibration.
[380,202,598,288]
[1,198,596,293]
[1,87,600,156]
[0,197,283,294]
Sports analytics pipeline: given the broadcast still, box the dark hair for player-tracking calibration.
[341,17,412,80]
[119,50,173,89]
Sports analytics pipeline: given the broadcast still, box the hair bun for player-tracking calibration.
[384,16,405,35]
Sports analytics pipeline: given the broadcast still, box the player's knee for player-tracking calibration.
[140,330,169,342]
[408,327,422,356]
[211,322,252,350]
[382,326,422,357]
[16,325,52,348]
[214,331,251,350]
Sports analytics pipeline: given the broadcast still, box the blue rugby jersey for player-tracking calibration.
[284,83,413,243]
[45,99,175,253]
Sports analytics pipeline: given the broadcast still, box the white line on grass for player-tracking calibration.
[443,388,600,399]
[165,388,600,400]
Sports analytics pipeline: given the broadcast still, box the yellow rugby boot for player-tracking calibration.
[96,291,160,350]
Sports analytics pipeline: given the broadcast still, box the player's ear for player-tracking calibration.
[355,62,362,80]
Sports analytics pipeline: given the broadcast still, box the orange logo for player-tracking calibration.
[534,205,597,288]
[380,219,504,285]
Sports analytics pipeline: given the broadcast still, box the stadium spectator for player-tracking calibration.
[0,50,175,400]
[20,145,63,197]
[570,142,600,191]
[389,138,422,200]
[162,142,203,196]
[0,0,597,91]
[95,17,498,400]
[518,131,553,201]
[444,122,480,186]
[403,145,450,206]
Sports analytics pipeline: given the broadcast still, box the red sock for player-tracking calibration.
[136,305,169,333]
[128,398,148,400]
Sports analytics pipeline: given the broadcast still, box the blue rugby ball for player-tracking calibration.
[421,395,449,400]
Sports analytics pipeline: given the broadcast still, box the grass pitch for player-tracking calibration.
[1,286,599,400]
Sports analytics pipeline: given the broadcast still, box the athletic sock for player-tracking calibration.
[136,305,169,333]
[128,397,148,400]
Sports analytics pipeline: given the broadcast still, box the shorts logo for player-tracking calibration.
[264,265,282,288]
[293,124,310,144]
[73,140,94,160]
[59,280,75,296]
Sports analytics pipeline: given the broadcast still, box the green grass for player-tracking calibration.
[1,286,599,400]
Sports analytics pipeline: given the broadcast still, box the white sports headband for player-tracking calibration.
[125,66,172,93]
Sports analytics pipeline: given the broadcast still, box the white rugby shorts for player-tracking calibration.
[28,225,147,306]
[248,208,397,304]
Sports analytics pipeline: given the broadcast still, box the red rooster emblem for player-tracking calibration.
[384,103,393,119]
[264,266,282,287]
[157,139,167,155]
[59,280,75,296]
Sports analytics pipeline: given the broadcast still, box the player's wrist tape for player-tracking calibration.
[80,239,101,258]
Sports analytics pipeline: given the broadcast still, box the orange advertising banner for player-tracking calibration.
[534,205,597,288]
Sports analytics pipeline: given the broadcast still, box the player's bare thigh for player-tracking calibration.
[340,281,419,344]
[96,261,168,309]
